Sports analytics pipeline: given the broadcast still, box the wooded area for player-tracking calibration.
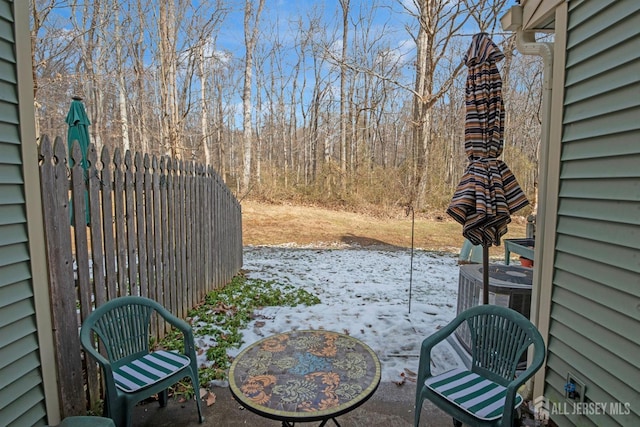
[30,0,543,212]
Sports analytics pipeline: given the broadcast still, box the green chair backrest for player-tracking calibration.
[84,297,157,364]
[464,305,544,386]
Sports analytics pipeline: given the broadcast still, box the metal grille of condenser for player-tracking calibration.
[455,264,533,353]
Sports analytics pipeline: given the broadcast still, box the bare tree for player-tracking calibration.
[30,0,538,211]
[463,0,509,34]
[338,0,350,192]
[130,0,150,153]
[241,0,266,193]
[30,0,64,99]
[114,2,130,152]
[67,0,112,154]
[30,0,77,138]
[158,1,180,157]
[210,51,238,181]
[403,0,469,209]
[199,43,210,165]
[290,12,324,186]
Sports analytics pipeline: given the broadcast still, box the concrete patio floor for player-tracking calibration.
[131,382,453,427]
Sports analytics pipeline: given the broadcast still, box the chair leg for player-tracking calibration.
[192,374,205,423]
[195,395,205,423]
[123,402,135,427]
[104,400,127,427]
[452,418,462,427]
[414,391,424,427]
[512,409,522,427]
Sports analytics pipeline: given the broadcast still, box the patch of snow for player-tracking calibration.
[216,246,466,383]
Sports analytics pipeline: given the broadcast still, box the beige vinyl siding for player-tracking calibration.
[543,0,640,426]
[0,1,48,426]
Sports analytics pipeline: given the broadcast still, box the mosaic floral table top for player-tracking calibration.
[229,330,381,422]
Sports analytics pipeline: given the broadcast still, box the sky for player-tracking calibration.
[212,0,423,127]
[196,245,468,385]
[38,0,518,131]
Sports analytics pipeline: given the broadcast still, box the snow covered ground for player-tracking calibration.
[230,246,466,383]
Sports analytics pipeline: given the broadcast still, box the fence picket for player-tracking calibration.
[144,154,155,307]
[101,147,118,300]
[87,145,106,308]
[134,153,148,298]
[187,161,195,308]
[151,155,163,337]
[113,149,127,297]
[124,151,138,296]
[174,160,184,317]
[166,157,176,316]
[159,156,171,329]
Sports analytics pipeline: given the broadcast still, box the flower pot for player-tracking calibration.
[519,257,533,268]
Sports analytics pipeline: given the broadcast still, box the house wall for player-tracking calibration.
[540,1,640,426]
[0,1,59,426]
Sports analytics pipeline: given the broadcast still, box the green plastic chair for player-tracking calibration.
[414,305,545,427]
[80,296,204,427]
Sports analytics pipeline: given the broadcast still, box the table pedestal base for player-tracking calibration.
[283,418,341,427]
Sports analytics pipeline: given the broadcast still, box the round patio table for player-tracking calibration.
[229,330,381,426]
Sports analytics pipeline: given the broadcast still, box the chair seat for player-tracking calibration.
[425,368,523,421]
[113,350,191,392]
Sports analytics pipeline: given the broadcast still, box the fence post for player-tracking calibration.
[39,136,86,416]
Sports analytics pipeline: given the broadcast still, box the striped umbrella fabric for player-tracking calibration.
[447,33,528,248]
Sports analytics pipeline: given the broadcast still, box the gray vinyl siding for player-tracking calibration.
[544,1,640,426]
[0,1,48,426]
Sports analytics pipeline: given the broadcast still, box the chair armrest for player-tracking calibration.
[502,339,546,422]
[156,306,192,335]
[502,369,534,423]
[417,316,467,387]
[79,325,119,403]
[80,324,113,370]
[154,306,198,356]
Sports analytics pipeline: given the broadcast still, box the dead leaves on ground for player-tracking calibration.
[393,368,417,386]
[200,388,217,407]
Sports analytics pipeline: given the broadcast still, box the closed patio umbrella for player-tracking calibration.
[447,33,529,304]
[66,96,91,225]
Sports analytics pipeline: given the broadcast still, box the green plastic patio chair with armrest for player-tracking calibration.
[414,304,545,427]
[80,296,204,427]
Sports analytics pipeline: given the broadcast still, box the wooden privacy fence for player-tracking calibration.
[38,134,243,417]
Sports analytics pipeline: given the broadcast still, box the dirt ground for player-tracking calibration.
[240,200,527,258]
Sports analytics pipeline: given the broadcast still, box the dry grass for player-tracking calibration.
[241,200,527,258]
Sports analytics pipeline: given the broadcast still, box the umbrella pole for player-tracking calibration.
[482,246,489,304]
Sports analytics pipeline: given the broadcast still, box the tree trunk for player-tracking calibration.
[339,0,350,193]
[241,0,265,193]
[199,44,210,165]
[159,1,179,157]
[114,2,130,152]
[411,19,430,209]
